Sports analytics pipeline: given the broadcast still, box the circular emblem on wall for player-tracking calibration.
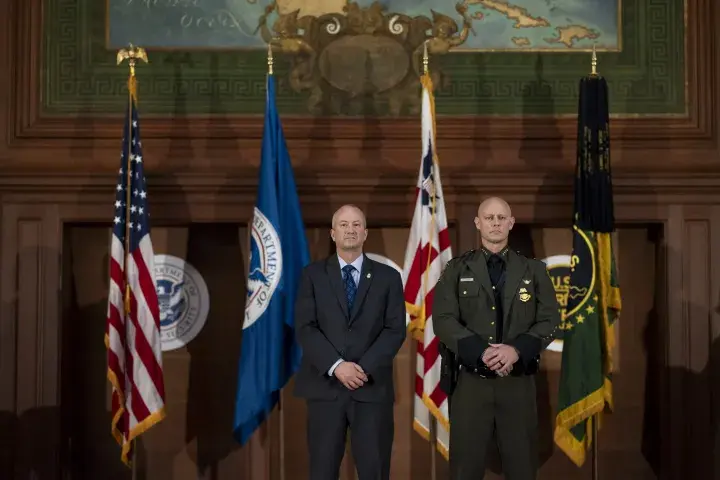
[244,207,283,330]
[365,253,411,327]
[154,254,210,352]
[541,254,572,353]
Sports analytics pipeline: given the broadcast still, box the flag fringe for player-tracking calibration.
[121,408,166,465]
[105,332,167,466]
[412,418,450,461]
[421,392,449,432]
[553,383,606,467]
[105,333,127,448]
[553,415,594,467]
[597,232,621,400]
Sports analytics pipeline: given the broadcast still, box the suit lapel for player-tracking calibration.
[349,255,373,324]
[326,256,349,319]
[502,251,527,326]
[466,251,494,298]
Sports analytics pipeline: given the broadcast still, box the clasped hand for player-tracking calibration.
[334,361,368,390]
[482,344,519,377]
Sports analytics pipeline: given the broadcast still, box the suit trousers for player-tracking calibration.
[306,394,394,480]
[449,371,538,480]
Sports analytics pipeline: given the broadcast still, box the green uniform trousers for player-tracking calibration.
[449,370,538,480]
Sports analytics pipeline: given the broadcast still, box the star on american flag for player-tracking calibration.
[113,123,150,240]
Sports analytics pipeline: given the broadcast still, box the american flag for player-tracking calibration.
[402,72,453,458]
[105,87,166,466]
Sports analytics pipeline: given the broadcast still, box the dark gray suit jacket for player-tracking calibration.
[293,254,406,403]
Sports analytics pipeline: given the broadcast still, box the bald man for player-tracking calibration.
[294,205,406,480]
[434,197,561,480]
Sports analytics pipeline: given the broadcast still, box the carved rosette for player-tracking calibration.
[256,1,473,116]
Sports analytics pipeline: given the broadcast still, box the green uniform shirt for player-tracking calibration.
[433,248,561,369]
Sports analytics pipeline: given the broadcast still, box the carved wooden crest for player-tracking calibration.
[256,1,474,116]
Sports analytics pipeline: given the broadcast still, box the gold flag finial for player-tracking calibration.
[116,44,148,78]
[590,43,598,76]
[267,41,274,75]
[422,40,429,75]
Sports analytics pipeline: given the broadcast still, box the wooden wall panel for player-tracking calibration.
[683,219,713,478]
[712,207,720,477]
[0,205,63,477]
[0,180,716,478]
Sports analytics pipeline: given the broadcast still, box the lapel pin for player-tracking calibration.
[367,273,371,278]
[523,279,531,284]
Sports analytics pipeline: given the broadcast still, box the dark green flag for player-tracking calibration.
[553,74,622,466]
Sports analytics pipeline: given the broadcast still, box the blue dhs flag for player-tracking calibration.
[233,72,310,445]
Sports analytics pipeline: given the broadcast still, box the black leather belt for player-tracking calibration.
[459,364,498,379]
[460,362,535,379]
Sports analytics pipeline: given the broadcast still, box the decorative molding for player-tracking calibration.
[2,172,720,207]
[258,1,474,116]
[45,0,684,117]
[1,0,718,173]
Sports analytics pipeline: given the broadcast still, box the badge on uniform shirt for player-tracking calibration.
[523,279,531,284]
[519,287,531,302]
[460,277,474,282]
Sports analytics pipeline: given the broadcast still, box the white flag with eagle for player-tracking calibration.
[402,72,453,458]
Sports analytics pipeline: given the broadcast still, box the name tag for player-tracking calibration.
[460,277,475,282]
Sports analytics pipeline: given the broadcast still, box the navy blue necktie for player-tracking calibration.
[342,264,357,313]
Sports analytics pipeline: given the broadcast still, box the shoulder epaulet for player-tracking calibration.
[514,250,542,262]
[445,250,476,267]
[442,249,475,272]
[454,249,476,263]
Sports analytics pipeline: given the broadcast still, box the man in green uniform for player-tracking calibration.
[434,196,561,480]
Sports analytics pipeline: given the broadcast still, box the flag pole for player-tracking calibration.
[116,43,148,479]
[266,39,286,480]
[590,44,599,480]
[421,39,438,480]
[423,39,429,76]
[592,417,598,480]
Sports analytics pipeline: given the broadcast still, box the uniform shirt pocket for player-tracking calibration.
[458,283,480,298]
[458,283,481,323]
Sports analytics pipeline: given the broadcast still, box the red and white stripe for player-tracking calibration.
[403,73,453,458]
[105,233,166,465]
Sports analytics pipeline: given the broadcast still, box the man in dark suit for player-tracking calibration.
[434,196,561,480]
[294,204,407,480]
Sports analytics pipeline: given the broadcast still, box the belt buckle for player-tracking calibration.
[464,365,491,379]
[477,366,496,379]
